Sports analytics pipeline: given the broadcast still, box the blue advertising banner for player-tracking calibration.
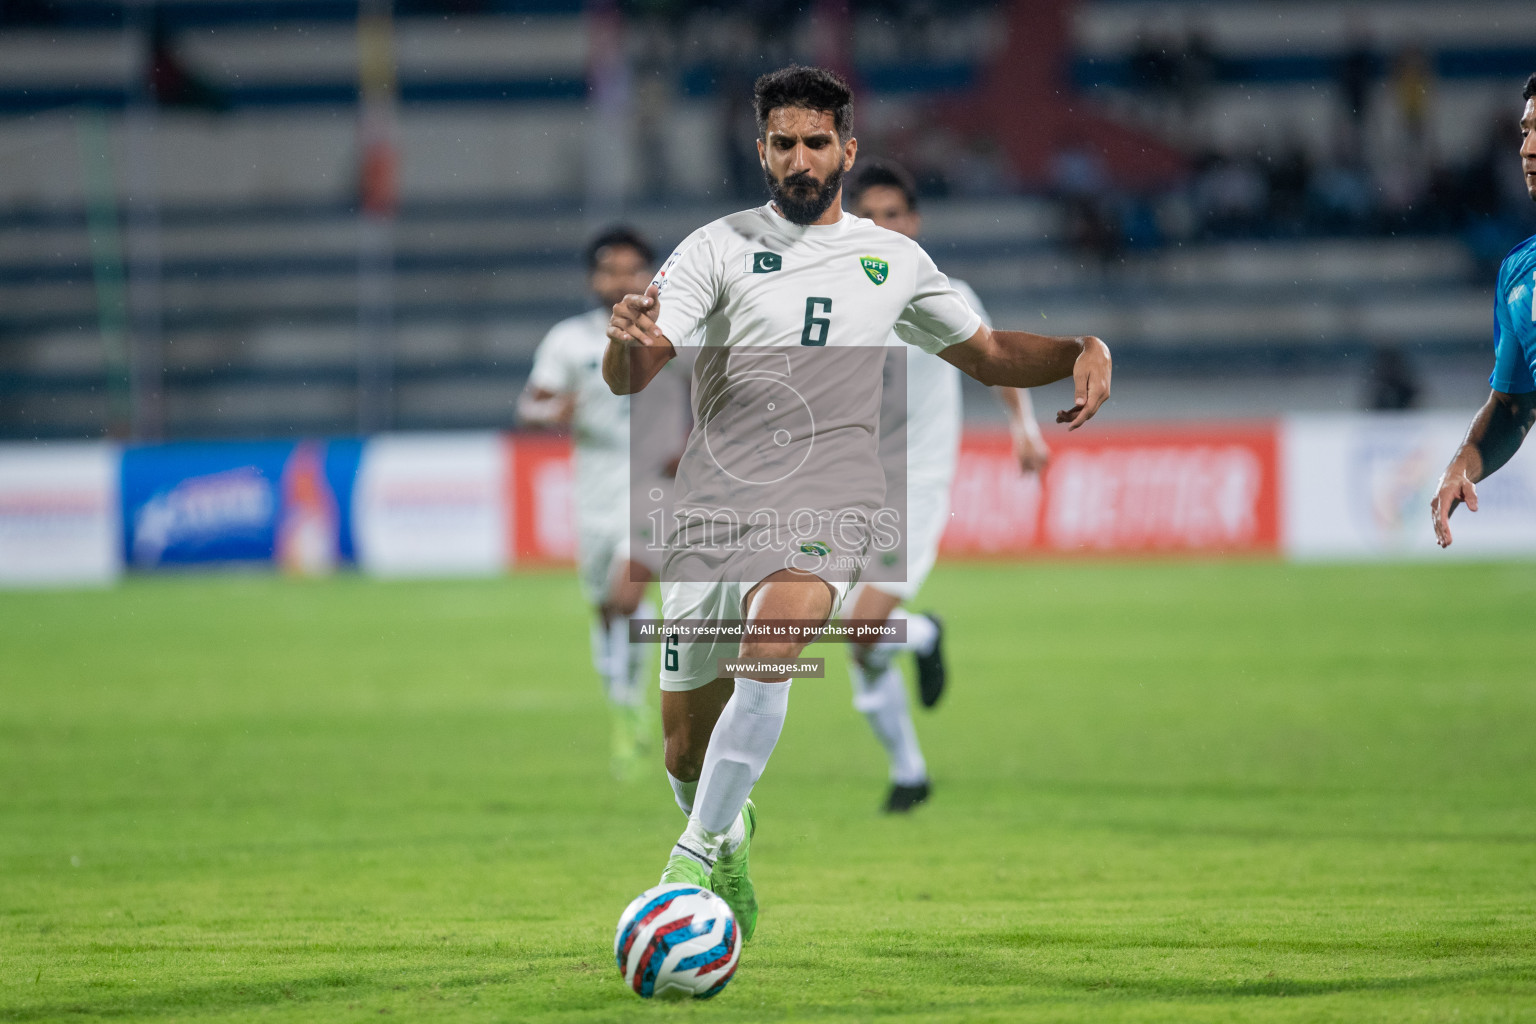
[323,439,363,565]
[120,440,362,570]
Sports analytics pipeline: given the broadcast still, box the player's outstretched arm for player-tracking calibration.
[516,386,575,428]
[993,386,1050,473]
[1432,388,1536,547]
[942,325,1111,430]
[603,283,676,395]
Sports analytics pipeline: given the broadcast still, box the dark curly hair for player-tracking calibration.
[752,65,854,141]
[584,226,653,272]
[1525,72,1536,101]
[848,160,919,213]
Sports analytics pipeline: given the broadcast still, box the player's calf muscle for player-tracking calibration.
[662,681,732,779]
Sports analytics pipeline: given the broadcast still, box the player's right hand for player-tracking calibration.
[607,284,665,348]
[1430,471,1478,548]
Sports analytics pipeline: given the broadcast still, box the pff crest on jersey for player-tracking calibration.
[861,256,889,285]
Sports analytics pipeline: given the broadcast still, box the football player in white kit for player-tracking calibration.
[845,160,1052,812]
[520,227,669,781]
[605,66,1111,941]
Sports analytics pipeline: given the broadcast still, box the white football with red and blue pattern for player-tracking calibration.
[614,883,740,1000]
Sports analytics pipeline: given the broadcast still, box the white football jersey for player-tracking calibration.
[531,307,692,545]
[648,203,981,583]
[528,308,628,453]
[653,204,980,355]
[527,308,633,537]
[892,278,988,486]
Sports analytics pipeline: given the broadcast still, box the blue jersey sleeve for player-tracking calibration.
[1489,250,1536,395]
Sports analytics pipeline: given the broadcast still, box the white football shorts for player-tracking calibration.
[658,575,851,691]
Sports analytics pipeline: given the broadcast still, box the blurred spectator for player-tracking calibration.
[905,126,958,199]
[1052,144,1121,263]
[417,0,490,12]
[1393,42,1435,151]
[719,66,762,200]
[1192,151,1268,238]
[1461,122,1506,221]
[1365,348,1420,411]
[1458,112,1536,275]
[1127,18,1217,142]
[1062,197,1123,265]
[1336,26,1374,158]
[1120,196,1164,250]
[631,19,675,200]
[1130,25,1180,100]
[616,0,1524,261]
[1053,145,1111,200]
[1376,149,1434,232]
[0,0,61,26]
[948,135,1018,197]
[1177,21,1218,117]
[1310,158,1374,234]
[148,16,229,112]
[1264,140,1312,235]
[1154,190,1198,244]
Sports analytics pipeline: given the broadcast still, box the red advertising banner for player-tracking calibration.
[942,424,1280,556]
[508,433,576,565]
[507,422,1281,567]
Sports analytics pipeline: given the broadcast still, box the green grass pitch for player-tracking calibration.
[3,562,1536,1022]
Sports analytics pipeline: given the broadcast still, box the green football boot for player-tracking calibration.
[710,800,758,942]
[609,705,645,782]
[630,700,655,758]
[658,853,709,889]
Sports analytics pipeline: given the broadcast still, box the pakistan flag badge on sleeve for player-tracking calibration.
[860,256,889,285]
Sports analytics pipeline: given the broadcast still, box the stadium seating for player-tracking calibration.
[0,0,1532,439]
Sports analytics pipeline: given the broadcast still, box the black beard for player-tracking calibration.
[765,165,843,224]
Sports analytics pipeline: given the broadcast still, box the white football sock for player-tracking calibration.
[588,618,612,684]
[688,678,791,836]
[866,607,938,667]
[603,613,642,708]
[719,806,748,856]
[672,801,750,871]
[668,772,696,816]
[672,816,724,871]
[850,660,928,786]
[626,600,656,693]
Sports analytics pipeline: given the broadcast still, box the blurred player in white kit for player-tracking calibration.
[519,227,687,780]
[845,161,1051,812]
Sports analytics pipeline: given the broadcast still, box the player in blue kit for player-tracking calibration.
[1432,73,1536,546]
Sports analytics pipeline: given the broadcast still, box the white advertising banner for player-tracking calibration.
[0,443,121,586]
[1282,413,1536,560]
[353,433,508,576]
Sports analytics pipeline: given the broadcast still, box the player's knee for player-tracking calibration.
[663,739,704,782]
[606,568,649,617]
[605,594,641,618]
[662,715,712,782]
[738,638,802,663]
